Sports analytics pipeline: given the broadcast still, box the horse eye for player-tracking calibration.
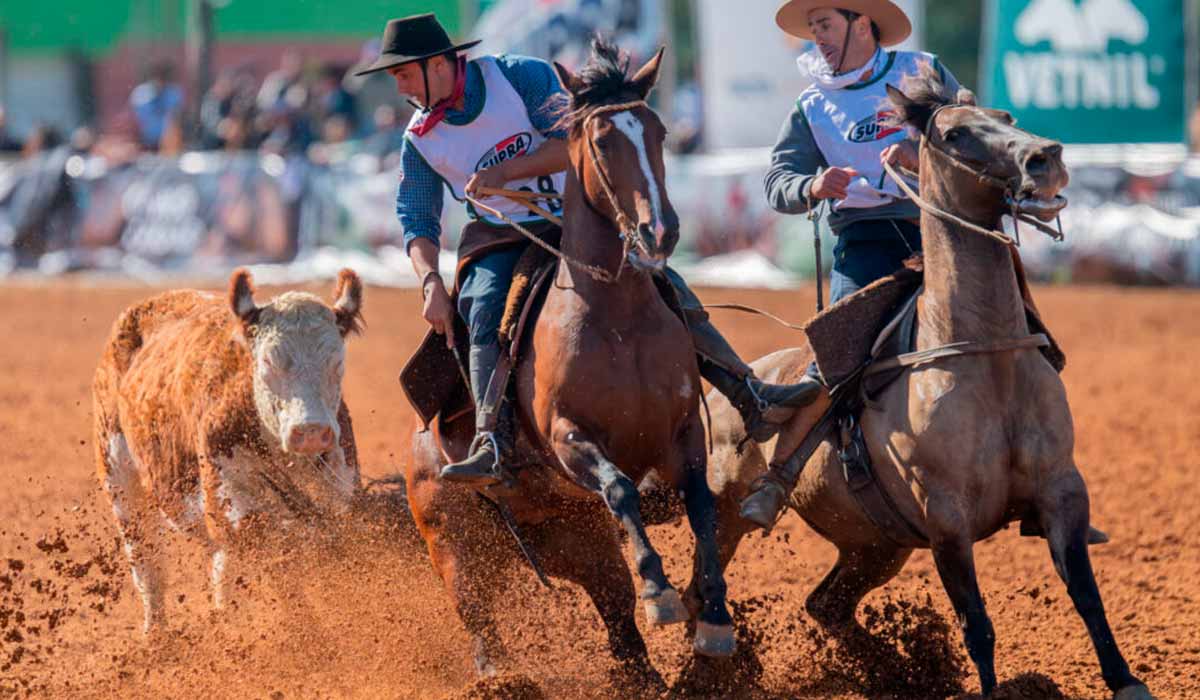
[944,128,961,143]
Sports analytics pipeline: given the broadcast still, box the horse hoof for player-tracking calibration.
[1114,684,1156,700]
[693,621,736,657]
[643,588,689,627]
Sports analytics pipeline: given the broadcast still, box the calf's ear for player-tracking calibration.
[228,268,260,348]
[332,268,364,337]
[228,267,259,324]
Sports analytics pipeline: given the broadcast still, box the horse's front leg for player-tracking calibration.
[1037,467,1153,700]
[676,416,735,657]
[553,422,689,627]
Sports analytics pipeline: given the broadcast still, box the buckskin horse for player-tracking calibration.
[691,67,1154,699]
[404,42,733,688]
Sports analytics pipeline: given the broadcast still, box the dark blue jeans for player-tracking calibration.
[457,245,527,346]
[807,218,922,381]
[829,218,922,303]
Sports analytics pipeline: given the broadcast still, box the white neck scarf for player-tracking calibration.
[797,45,885,91]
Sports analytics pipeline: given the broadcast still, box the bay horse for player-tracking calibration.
[406,41,733,688]
[692,67,1154,699]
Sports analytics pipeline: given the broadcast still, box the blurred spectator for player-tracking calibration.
[307,115,357,165]
[69,126,97,155]
[669,79,703,154]
[218,115,257,152]
[21,124,64,160]
[200,68,258,149]
[256,106,314,156]
[257,50,307,114]
[0,106,22,154]
[314,65,359,132]
[362,104,407,166]
[343,39,415,136]
[130,61,184,151]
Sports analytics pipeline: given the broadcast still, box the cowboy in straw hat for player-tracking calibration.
[737,0,969,529]
[372,14,817,487]
[740,3,1111,548]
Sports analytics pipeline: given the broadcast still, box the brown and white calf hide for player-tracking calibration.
[92,268,364,633]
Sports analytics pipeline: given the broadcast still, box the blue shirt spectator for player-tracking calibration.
[130,63,184,151]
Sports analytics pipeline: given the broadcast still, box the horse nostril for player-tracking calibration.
[1025,154,1048,175]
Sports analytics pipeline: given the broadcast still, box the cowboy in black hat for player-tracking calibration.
[373,14,817,487]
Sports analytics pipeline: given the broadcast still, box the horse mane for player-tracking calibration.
[555,38,641,133]
[887,61,962,133]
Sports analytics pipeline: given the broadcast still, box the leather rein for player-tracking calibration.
[883,103,1066,248]
[463,100,654,284]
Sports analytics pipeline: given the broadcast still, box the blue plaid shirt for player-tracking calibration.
[398,54,567,250]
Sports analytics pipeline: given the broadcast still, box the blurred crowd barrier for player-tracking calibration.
[2,145,1199,287]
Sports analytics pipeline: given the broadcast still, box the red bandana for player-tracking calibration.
[408,56,467,137]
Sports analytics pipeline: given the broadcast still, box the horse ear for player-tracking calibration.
[956,87,978,106]
[630,47,665,99]
[886,84,915,114]
[332,268,364,337]
[886,83,932,133]
[553,61,583,96]
[228,267,258,323]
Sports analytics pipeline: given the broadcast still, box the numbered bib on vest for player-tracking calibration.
[406,56,567,225]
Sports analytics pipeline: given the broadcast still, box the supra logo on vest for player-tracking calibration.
[847,111,902,143]
[476,133,534,171]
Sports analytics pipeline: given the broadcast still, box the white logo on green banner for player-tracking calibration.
[984,0,1188,143]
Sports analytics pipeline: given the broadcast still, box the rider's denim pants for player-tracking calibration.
[457,245,527,346]
[828,218,923,302]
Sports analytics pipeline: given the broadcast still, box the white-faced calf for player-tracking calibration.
[92,268,364,633]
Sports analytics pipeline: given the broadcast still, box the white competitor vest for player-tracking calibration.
[799,51,932,212]
[405,56,566,225]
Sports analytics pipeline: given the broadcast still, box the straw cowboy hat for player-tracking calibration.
[775,0,912,47]
[354,13,482,76]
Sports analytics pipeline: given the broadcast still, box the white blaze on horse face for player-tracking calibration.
[610,111,665,236]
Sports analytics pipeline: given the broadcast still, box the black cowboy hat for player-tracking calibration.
[353,13,482,76]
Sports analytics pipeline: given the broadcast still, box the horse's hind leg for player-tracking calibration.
[1038,469,1152,700]
[677,419,735,657]
[554,428,687,627]
[806,542,911,641]
[928,508,997,696]
[529,516,664,691]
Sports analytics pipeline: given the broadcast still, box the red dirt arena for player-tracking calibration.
[0,280,1196,699]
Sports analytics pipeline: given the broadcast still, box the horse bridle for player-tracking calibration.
[577,101,659,274]
[460,100,660,285]
[908,103,1066,246]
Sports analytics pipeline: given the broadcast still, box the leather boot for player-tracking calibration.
[701,359,823,442]
[440,343,509,486]
[739,388,832,530]
[689,315,821,441]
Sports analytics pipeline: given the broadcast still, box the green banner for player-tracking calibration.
[982,0,1189,143]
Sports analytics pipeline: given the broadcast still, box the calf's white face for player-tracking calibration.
[229,269,363,456]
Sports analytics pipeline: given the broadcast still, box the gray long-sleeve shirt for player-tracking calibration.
[765,51,961,238]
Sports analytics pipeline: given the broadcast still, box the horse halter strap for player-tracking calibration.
[579,101,655,263]
[886,103,1065,247]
